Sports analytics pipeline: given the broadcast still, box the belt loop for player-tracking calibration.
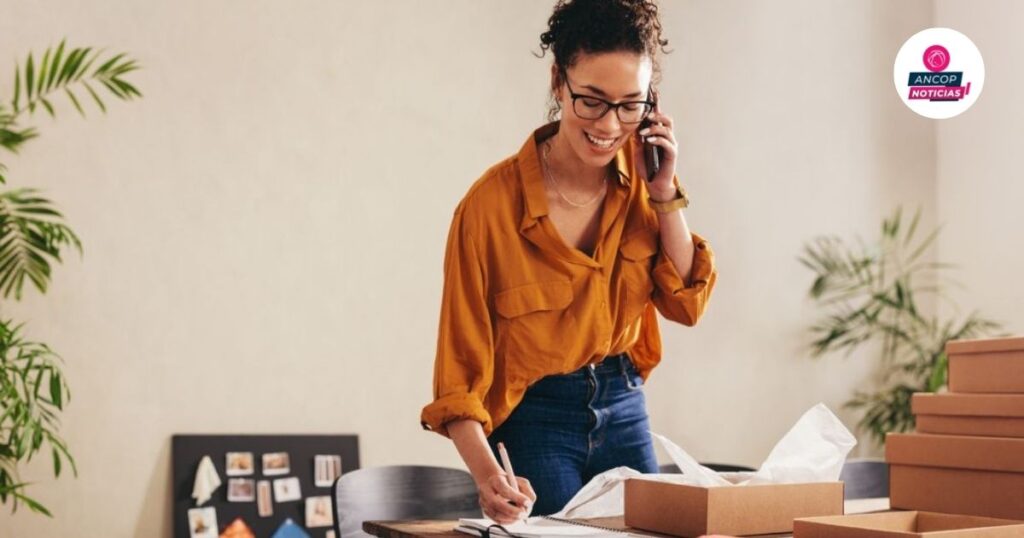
[621,353,639,388]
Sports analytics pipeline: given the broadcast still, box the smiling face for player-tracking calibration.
[552,50,654,169]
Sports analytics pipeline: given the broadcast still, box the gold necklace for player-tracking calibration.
[541,138,608,208]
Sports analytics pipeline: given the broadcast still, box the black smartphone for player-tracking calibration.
[639,89,664,182]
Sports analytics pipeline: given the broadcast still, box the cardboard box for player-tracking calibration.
[887,432,1024,520]
[794,511,1024,537]
[887,432,1024,472]
[889,466,1024,521]
[947,337,1024,393]
[913,393,1024,437]
[623,478,844,537]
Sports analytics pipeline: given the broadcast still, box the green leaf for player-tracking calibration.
[12,62,21,111]
[64,88,85,117]
[49,371,62,408]
[93,52,125,75]
[906,225,942,265]
[47,40,66,93]
[25,53,36,103]
[72,48,97,82]
[113,78,142,98]
[81,80,106,113]
[37,47,51,98]
[904,207,921,247]
[98,78,126,100]
[52,447,62,477]
[39,97,55,118]
[13,491,52,517]
[57,47,83,87]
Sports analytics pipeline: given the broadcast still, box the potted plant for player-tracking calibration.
[800,207,1002,446]
[0,39,141,515]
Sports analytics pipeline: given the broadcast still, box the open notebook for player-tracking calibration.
[455,516,632,538]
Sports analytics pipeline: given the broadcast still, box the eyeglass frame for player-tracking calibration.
[559,68,655,124]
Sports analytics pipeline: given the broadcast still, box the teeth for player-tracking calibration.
[586,132,616,149]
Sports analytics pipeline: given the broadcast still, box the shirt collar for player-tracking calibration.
[519,121,632,224]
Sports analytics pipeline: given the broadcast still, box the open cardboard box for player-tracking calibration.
[947,336,1024,393]
[623,477,844,537]
[887,433,1024,520]
[913,392,1024,438]
[794,511,1024,537]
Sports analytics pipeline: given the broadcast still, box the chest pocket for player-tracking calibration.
[494,280,576,383]
[617,230,658,324]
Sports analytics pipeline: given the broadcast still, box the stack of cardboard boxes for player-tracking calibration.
[795,336,1024,536]
[886,336,1024,520]
[624,336,1024,536]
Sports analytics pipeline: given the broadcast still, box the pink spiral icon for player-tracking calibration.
[923,44,950,72]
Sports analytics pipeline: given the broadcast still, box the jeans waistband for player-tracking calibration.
[526,352,641,394]
[574,352,634,376]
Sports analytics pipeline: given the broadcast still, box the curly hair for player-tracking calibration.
[537,0,671,121]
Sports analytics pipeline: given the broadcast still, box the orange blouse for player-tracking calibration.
[420,121,717,438]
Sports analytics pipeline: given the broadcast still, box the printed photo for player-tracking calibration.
[227,478,255,502]
[257,480,273,517]
[225,452,254,476]
[313,454,343,487]
[272,476,302,502]
[187,507,218,538]
[262,452,290,476]
[305,495,334,528]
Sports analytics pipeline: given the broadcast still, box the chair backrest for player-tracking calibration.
[658,462,757,474]
[332,465,479,537]
[840,458,889,499]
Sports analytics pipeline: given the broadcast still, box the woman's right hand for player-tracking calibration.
[478,472,536,524]
[445,420,537,523]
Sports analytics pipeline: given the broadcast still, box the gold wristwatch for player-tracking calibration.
[648,183,690,213]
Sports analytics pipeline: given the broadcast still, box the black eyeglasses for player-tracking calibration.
[561,69,654,124]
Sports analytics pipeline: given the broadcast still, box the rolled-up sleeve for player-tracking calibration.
[420,205,495,438]
[650,232,717,326]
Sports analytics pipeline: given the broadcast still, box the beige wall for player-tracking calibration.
[934,0,1024,332]
[5,1,1009,536]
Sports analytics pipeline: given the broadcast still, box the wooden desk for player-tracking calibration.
[364,497,890,538]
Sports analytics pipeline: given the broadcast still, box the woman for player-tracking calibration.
[420,0,717,522]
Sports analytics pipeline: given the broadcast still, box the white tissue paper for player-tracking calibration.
[552,403,856,518]
[192,455,222,506]
[549,466,644,519]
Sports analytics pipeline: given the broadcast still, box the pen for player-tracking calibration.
[496,442,528,519]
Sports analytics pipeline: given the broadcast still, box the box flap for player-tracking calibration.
[912,393,1024,417]
[886,433,1024,472]
[795,511,1024,537]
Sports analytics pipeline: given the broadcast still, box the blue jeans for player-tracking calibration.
[487,353,658,516]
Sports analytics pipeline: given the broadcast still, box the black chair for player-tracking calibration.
[332,465,480,538]
[839,458,889,499]
[658,462,757,474]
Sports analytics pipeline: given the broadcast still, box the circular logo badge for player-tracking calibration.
[894,28,984,119]
[923,45,950,72]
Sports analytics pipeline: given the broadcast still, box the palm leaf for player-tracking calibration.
[4,41,141,129]
[0,188,81,300]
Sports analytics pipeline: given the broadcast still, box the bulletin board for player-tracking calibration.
[172,434,360,538]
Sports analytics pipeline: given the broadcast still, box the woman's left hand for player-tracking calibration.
[631,107,679,202]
